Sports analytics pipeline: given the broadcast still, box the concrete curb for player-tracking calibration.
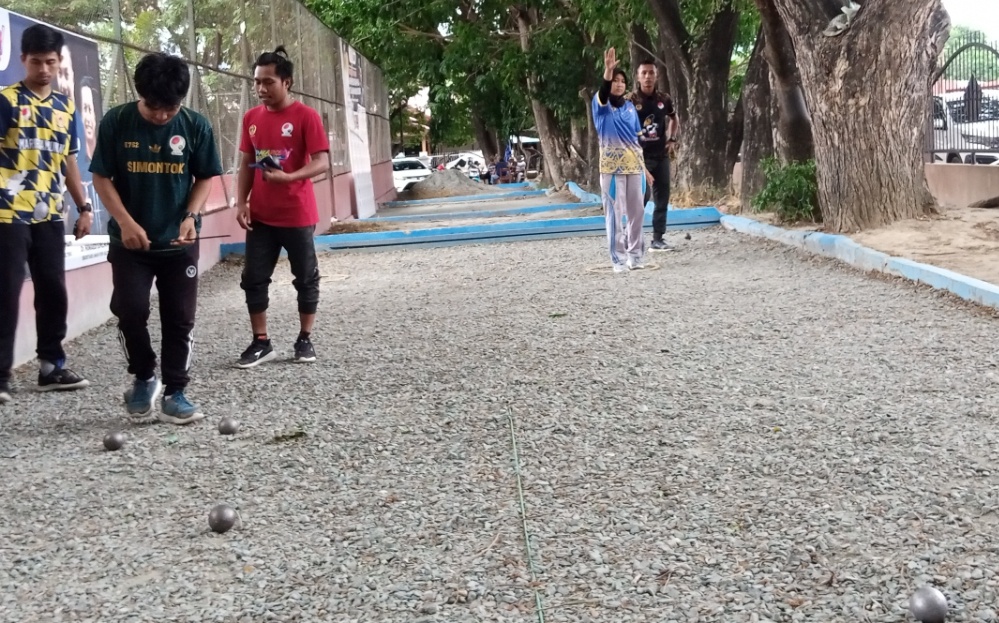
[720,214,999,310]
[368,200,600,223]
[222,207,723,256]
[566,181,601,204]
[381,189,546,209]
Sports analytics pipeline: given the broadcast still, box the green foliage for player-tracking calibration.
[941,26,999,82]
[751,157,820,223]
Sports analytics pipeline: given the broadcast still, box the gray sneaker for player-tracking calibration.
[126,377,162,421]
[650,239,675,252]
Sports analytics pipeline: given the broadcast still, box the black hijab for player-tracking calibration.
[608,68,628,108]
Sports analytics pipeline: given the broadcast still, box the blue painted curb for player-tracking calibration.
[368,200,600,223]
[381,189,547,208]
[221,206,723,255]
[568,180,689,214]
[566,181,600,204]
[720,214,999,310]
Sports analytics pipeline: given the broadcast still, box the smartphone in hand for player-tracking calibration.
[249,155,282,170]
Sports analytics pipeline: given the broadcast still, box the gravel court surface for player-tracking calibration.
[0,228,998,622]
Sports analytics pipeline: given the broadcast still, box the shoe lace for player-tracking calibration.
[169,391,193,408]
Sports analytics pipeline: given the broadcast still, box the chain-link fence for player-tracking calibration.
[927,36,999,165]
[12,0,391,203]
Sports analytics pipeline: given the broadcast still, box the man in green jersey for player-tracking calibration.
[90,53,223,425]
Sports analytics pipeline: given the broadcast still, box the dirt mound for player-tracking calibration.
[407,169,498,200]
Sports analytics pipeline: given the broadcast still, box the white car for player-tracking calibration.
[392,158,432,193]
[444,152,487,180]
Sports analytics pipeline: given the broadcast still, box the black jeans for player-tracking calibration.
[644,154,672,238]
[240,223,320,315]
[0,220,68,384]
[108,242,200,393]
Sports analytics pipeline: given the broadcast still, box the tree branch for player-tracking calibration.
[645,0,692,70]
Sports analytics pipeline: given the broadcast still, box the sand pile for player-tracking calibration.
[407,169,499,200]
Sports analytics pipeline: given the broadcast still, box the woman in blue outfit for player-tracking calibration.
[591,47,654,272]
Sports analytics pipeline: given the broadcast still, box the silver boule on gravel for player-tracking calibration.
[208,504,238,533]
[102,431,125,451]
[217,417,240,435]
[910,585,948,622]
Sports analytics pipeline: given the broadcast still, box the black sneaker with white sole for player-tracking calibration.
[37,367,90,391]
[236,338,276,369]
[294,337,317,363]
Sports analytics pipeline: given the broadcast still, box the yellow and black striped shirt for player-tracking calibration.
[0,82,79,224]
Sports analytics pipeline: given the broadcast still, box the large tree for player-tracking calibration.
[766,0,950,232]
[644,0,747,193]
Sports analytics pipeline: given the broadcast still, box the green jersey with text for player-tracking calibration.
[89,103,222,249]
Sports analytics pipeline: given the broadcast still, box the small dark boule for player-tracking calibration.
[218,417,240,435]
[684,233,692,240]
[910,585,948,623]
[103,431,126,451]
[208,504,238,533]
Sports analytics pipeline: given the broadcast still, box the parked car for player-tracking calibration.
[954,89,999,165]
[444,152,487,180]
[392,157,432,193]
[931,90,999,165]
[931,94,976,164]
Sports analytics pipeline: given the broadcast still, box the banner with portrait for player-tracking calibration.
[0,8,109,270]
[339,39,377,219]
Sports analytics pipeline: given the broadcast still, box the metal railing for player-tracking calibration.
[927,36,999,165]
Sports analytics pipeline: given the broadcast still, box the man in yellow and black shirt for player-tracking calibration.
[0,24,93,405]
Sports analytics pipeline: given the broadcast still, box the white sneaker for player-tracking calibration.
[627,257,645,270]
[612,263,627,273]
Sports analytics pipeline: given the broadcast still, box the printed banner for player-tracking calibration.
[0,8,107,271]
[339,40,377,219]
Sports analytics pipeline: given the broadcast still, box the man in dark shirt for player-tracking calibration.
[631,59,679,251]
[91,53,223,425]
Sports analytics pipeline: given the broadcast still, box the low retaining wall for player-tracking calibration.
[721,214,999,310]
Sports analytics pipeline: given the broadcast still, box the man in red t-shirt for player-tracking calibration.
[234,46,331,368]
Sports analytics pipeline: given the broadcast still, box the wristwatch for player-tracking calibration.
[182,211,200,222]
[78,202,92,214]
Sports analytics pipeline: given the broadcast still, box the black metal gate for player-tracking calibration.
[927,38,999,165]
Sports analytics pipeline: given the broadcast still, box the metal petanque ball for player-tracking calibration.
[218,417,240,435]
[910,585,948,623]
[208,504,238,534]
[103,431,126,451]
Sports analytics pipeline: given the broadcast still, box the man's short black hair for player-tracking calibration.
[637,58,657,70]
[21,24,65,56]
[254,45,294,82]
[134,53,190,109]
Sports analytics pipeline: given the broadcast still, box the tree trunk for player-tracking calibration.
[579,87,600,191]
[514,6,587,186]
[771,0,949,232]
[754,0,814,163]
[646,0,740,193]
[471,111,499,162]
[739,29,775,211]
[655,31,672,96]
[629,22,655,73]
